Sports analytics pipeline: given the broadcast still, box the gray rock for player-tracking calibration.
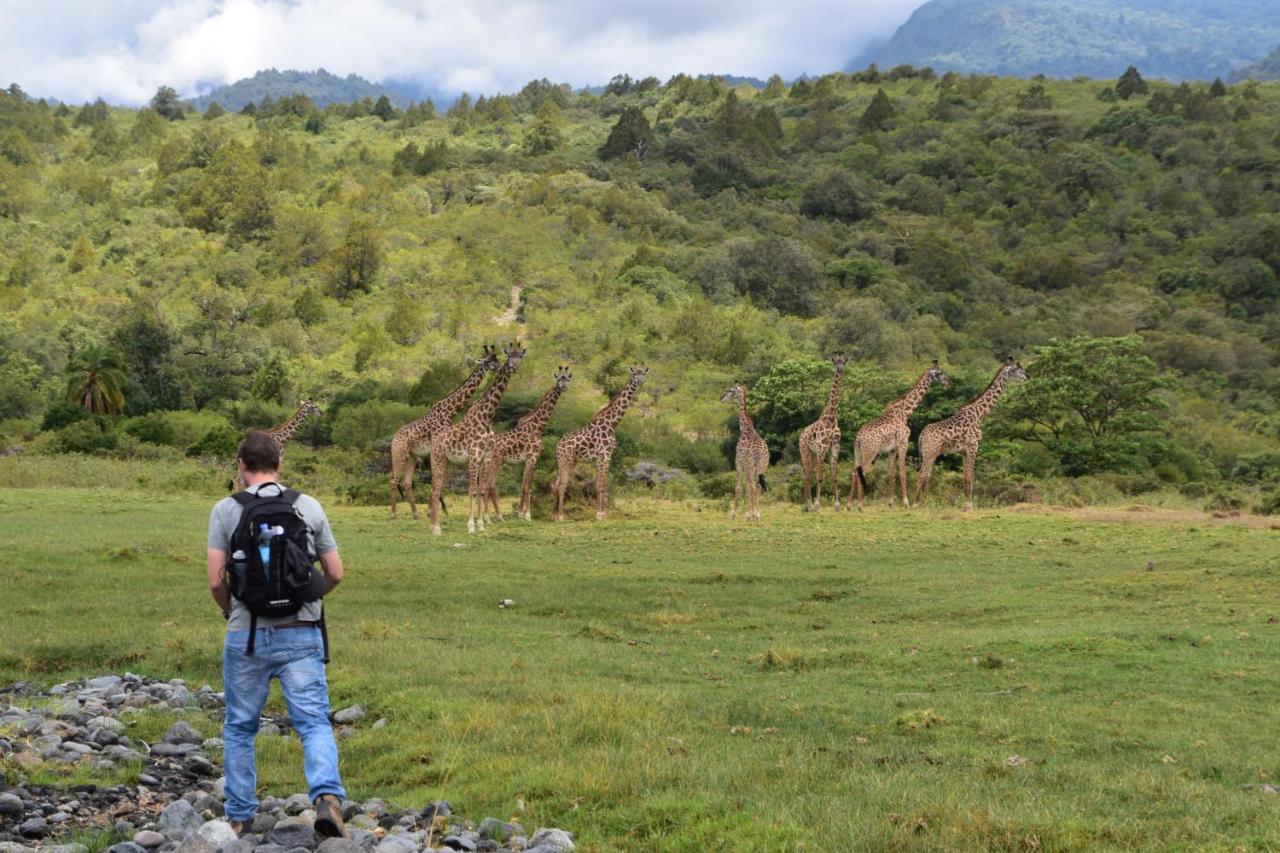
[88,716,127,734]
[164,721,204,745]
[528,829,574,853]
[91,728,121,746]
[0,792,24,817]
[151,743,200,758]
[197,821,239,848]
[0,843,35,853]
[331,706,364,725]
[441,836,477,852]
[250,845,287,853]
[212,777,227,799]
[18,817,49,838]
[251,814,277,835]
[44,845,89,853]
[187,755,218,777]
[87,676,123,690]
[173,836,215,853]
[48,810,73,823]
[315,840,360,853]
[138,774,161,787]
[373,838,414,853]
[159,799,203,833]
[107,844,149,853]
[347,831,376,852]
[370,719,386,731]
[133,831,166,848]
[476,841,499,853]
[202,738,224,751]
[266,823,317,851]
[115,820,137,836]
[283,795,313,816]
[62,741,93,755]
[18,716,43,735]
[218,842,254,853]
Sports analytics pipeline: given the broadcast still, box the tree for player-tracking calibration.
[150,85,185,120]
[1209,77,1227,97]
[111,314,182,414]
[178,141,273,240]
[1116,66,1148,100]
[800,169,873,222]
[761,74,787,98]
[329,218,382,295]
[999,336,1174,475]
[599,106,653,161]
[204,101,227,120]
[372,95,395,121]
[859,88,895,132]
[1016,82,1053,110]
[65,344,126,415]
[523,100,564,155]
[67,234,95,273]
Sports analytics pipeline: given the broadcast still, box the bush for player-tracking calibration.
[123,412,176,445]
[41,401,91,431]
[57,419,118,454]
[163,410,237,448]
[187,425,242,459]
[329,400,419,450]
[1232,452,1280,485]
[1255,489,1280,516]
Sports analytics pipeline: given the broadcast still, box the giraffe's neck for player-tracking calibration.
[737,387,760,439]
[821,366,845,422]
[270,405,313,443]
[465,360,519,426]
[516,382,567,434]
[886,370,934,419]
[963,369,1009,423]
[431,363,491,421]
[592,382,639,432]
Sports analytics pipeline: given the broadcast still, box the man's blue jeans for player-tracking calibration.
[222,626,345,821]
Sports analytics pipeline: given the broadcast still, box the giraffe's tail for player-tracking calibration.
[758,474,768,492]
[855,465,869,494]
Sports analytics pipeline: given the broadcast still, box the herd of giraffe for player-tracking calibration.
[248,346,1027,529]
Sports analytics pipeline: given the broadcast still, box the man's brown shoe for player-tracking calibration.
[228,820,247,837]
[314,795,348,839]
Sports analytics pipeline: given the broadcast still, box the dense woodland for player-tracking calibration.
[0,66,1277,509]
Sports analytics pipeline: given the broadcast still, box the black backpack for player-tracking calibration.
[228,485,330,660]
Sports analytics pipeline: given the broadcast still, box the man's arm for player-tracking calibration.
[319,550,343,593]
[207,548,230,617]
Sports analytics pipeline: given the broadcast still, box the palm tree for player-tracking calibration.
[65,344,126,415]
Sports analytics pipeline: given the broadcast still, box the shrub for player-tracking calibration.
[41,401,91,431]
[57,419,118,454]
[187,425,242,459]
[123,412,176,446]
[1255,489,1280,516]
[329,400,419,450]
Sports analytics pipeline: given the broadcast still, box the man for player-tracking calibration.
[207,430,348,838]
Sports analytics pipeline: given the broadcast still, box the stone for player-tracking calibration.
[159,799,203,833]
[315,840,361,853]
[0,792,24,817]
[173,836,215,853]
[13,753,42,772]
[196,821,239,848]
[87,676,123,690]
[219,842,254,853]
[266,823,317,851]
[91,728,121,746]
[373,838,414,853]
[283,795,313,816]
[186,755,218,777]
[331,706,364,725]
[251,814,277,835]
[370,720,386,731]
[163,722,204,745]
[44,845,89,853]
[17,817,49,839]
[88,717,127,734]
[418,803,450,821]
[441,836,477,852]
[137,774,161,787]
[212,777,227,799]
[107,845,149,853]
[476,841,499,853]
[201,738,224,751]
[133,831,166,848]
[251,846,287,853]
[476,820,503,841]
[0,845,35,853]
[347,831,376,852]
[48,810,72,823]
[528,829,574,853]
[150,743,200,758]
[346,816,377,832]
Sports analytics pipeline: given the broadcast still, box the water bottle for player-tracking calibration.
[258,523,274,578]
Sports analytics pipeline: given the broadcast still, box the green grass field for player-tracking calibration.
[2,485,1279,851]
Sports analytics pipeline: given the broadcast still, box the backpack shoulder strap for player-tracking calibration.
[231,491,257,507]
[281,488,302,505]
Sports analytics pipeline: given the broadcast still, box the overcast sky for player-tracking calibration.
[0,0,926,104]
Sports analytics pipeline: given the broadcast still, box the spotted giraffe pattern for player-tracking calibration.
[553,366,649,521]
[798,354,846,510]
[231,400,322,490]
[482,366,573,522]
[721,382,769,523]
[430,342,527,534]
[848,361,950,510]
[388,346,499,520]
[916,357,1028,511]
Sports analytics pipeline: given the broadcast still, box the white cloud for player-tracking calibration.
[0,0,925,104]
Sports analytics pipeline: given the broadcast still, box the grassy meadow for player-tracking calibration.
[1,475,1279,851]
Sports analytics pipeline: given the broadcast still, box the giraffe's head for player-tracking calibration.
[1001,355,1029,383]
[554,366,573,390]
[300,399,323,417]
[501,341,528,368]
[831,352,847,371]
[476,344,501,372]
[927,359,952,387]
[628,365,650,386]
[720,382,744,404]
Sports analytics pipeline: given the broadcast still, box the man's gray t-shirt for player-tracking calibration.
[208,483,337,631]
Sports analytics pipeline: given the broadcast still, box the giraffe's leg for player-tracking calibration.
[916,447,937,504]
[553,455,571,522]
[429,451,448,535]
[745,467,757,523]
[483,454,503,522]
[732,467,742,521]
[799,444,813,510]
[828,443,840,510]
[405,457,423,521]
[467,451,484,533]
[594,457,610,521]
[963,447,977,512]
[520,459,536,521]
[898,444,910,508]
[852,445,866,512]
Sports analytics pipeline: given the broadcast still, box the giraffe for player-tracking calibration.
[798,353,847,511]
[721,382,770,523]
[429,342,528,535]
[388,346,500,520]
[481,366,573,522]
[915,356,1029,511]
[553,366,649,522]
[847,360,951,511]
[230,400,322,490]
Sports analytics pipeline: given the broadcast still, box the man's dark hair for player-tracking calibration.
[237,430,281,473]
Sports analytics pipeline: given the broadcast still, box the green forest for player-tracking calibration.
[0,66,1277,511]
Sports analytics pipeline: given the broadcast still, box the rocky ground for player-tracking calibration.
[0,676,573,853]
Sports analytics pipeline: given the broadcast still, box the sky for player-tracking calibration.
[0,0,927,104]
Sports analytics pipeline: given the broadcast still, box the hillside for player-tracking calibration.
[0,70,1277,504]
[188,68,405,112]
[851,0,1280,80]
[1230,44,1280,82]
